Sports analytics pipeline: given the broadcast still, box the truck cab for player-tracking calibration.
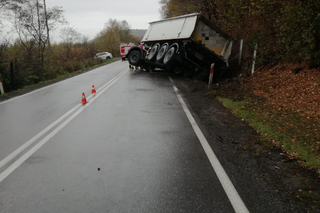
[120,43,135,61]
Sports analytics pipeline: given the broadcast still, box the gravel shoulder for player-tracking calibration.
[172,76,320,213]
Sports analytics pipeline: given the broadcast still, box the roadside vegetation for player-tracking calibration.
[160,0,320,68]
[0,58,118,100]
[214,63,320,171]
[160,0,320,171]
[0,0,141,94]
[1,0,320,171]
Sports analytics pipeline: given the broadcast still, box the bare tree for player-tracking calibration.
[60,27,81,59]
[159,0,169,18]
[11,0,65,61]
[0,0,21,9]
[43,0,50,47]
[0,0,20,34]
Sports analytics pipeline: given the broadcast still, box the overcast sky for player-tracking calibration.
[45,0,162,42]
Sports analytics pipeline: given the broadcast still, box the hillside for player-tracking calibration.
[130,29,147,39]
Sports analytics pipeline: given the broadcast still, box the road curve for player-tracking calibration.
[0,61,246,212]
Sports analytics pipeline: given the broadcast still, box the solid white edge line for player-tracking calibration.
[86,67,127,101]
[0,61,122,106]
[0,68,126,170]
[173,85,250,213]
[0,68,127,178]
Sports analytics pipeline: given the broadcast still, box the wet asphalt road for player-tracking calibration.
[0,61,238,212]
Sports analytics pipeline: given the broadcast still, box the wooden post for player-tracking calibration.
[10,61,15,90]
[208,63,215,88]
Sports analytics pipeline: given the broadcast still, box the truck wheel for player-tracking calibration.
[163,46,176,65]
[146,43,160,60]
[128,50,141,66]
[156,43,169,62]
[173,66,184,75]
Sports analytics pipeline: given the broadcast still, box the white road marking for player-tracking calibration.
[0,67,126,170]
[169,76,173,83]
[173,85,250,213]
[0,104,81,169]
[0,68,128,183]
[0,61,122,105]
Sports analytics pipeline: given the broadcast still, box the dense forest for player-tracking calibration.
[160,0,320,68]
[0,0,141,92]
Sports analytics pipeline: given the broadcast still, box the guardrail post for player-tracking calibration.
[208,63,215,88]
[239,39,243,65]
[251,43,258,75]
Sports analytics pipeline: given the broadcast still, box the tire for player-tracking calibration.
[106,56,111,60]
[128,50,142,66]
[146,43,160,60]
[163,46,176,65]
[156,43,169,62]
[173,66,184,75]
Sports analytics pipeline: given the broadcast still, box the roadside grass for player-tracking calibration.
[217,97,320,171]
[0,58,119,100]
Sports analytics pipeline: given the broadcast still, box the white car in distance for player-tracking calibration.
[94,52,113,60]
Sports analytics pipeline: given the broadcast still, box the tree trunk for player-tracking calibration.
[36,0,42,63]
[43,0,51,48]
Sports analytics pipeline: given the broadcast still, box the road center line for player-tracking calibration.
[172,85,250,213]
[0,69,128,182]
[0,61,122,106]
[0,68,127,170]
[0,104,81,169]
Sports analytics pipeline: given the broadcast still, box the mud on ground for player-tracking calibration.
[172,76,320,213]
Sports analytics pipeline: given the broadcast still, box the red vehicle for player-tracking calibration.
[120,43,135,61]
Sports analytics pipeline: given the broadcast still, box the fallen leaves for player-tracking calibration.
[216,62,320,169]
[244,63,320,122]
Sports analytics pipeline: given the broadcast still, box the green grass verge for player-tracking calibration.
[218,97,320,170]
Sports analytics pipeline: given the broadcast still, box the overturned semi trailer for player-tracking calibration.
[127,13,233,77]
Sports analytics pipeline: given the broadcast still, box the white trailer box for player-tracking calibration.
[142,13,233,62]
[127,13,233,78]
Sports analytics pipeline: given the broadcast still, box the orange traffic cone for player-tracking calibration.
[81,92,88,105]
[91,85,96,94]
